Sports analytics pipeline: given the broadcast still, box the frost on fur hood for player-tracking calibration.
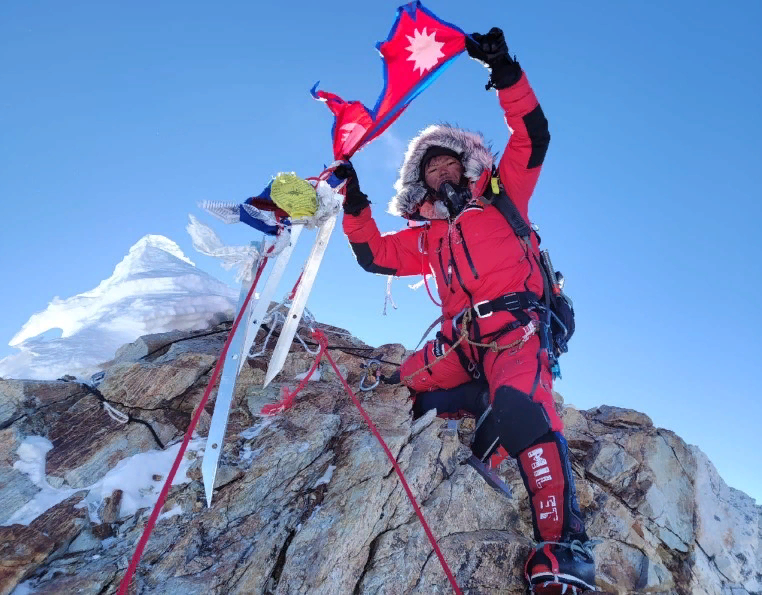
[388,124,496,218]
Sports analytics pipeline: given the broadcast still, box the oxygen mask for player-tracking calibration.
[436,181,472,217]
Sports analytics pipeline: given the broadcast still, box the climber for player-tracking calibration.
[337,27,597,594]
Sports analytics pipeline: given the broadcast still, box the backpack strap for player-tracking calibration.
[487,174,533,241]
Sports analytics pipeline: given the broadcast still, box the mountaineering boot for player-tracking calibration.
[516,432,598,593]
[525,540,597,594]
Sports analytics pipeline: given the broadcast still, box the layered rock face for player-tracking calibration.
[1,320,760,594]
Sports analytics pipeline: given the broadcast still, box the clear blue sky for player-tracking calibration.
[3,1,761,503]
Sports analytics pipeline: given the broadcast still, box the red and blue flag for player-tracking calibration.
[237,2,464,233]
[312,1,465,160]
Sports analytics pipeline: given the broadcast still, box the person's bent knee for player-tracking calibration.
[472,386,552,459]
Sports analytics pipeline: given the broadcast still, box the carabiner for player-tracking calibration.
[359,359,382,392]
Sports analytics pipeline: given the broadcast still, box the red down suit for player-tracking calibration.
[342,72,589,543]
[343,72,560,428]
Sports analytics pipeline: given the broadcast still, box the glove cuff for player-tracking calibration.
[343,195,370,216]
[486,56,523,90]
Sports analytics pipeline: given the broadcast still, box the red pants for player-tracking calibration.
[400,322,580,542]
[400,325,563,433]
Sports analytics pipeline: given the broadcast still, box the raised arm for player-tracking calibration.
[337,163,425,277]
[466,28,550,220]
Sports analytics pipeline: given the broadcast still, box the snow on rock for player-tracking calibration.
[13,436,54,486]
[81,438,203,523]
[158,504,183,522]
[313,465,336,488]
[3,435,203,526]
[239,419,274,441]
[0,235,237,380]
[6,437,76,526]
[294,368,321,382]
[10,579,36,595]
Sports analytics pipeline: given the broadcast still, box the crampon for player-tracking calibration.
[526,540,599,594]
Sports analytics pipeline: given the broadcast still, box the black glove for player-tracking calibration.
[334,161,370,216]
[465,27,522,90]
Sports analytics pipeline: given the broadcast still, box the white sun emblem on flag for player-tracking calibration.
[405,27,445,75]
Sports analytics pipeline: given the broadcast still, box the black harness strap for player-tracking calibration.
[472,291,537,321]
[493,193,532,240]
[474,319,525,342]
[438,331,481,381]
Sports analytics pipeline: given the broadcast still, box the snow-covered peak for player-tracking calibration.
[0,234,238,380]
[106,235,195,284]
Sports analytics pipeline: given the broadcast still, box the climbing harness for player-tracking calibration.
[402,309,539,384]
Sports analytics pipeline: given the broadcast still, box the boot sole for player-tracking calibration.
[530,571,596,592]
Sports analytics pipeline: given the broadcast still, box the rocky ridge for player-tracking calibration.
[1,318,760,594]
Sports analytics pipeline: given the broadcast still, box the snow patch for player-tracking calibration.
[10,579,36,595]
[238,420,272,464]
[314,465,336,488]
[3,436,203,526]
[240,444,265,463]
[294,368,321,382]
[240,445,254,462]
[9,437,76,525]
[82,439,203,522]
[14,436,54,485]
[158,505,183,521]
[239,418,273,440]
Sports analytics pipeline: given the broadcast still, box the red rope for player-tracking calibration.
[261,332,327,415]
[420,232,441,307]
[119,285,460,592]
[288,270,304,301]
[117,256,269,595]
[321,346,462,594]
[423,273,442,307]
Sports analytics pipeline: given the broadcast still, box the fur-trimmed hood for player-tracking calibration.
[388,124,496,218]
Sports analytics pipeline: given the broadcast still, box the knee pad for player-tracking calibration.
[479,386,552,458]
